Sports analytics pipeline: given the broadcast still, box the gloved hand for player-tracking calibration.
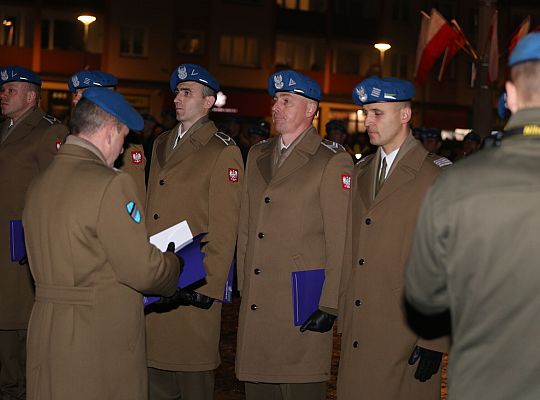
[300,309,336,333]
[189,291,215,310]
[408,346,443,382]
[155,288,192,307]
[166,242,184,273]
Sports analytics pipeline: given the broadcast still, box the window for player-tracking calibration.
[220,35,259,67]
[177,30,205,55]
[275,36,324,71]
[120,26,147,57]
[333,46,363,74]
[40,19,84,51]
[390,53,408,79]
[276,0,326,12]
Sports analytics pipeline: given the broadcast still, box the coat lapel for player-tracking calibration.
[356,153,377,209]
[1,108,42,147]
[255,139,274,184]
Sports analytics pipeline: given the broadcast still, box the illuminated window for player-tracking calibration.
[276,0,326,12]
[275,36,323,71]
[177,30,205,55]
[220,35,259,67]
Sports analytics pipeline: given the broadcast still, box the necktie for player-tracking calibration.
[375,157,387,195]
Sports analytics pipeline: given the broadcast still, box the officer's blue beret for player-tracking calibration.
[0,66,41,86]
[352,76,415,106]
[497,91,509,119]
[326,119,347,135]
[82,87,143,131]
[509,32,540,67]
[249,120,270,138]
[422,128,442,141]
[68,70,118,93]
[268,70,321,102]
[170,64,219,93]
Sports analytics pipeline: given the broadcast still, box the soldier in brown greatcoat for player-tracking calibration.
[68,70,147,203]
[23,87,180,400]
[0,65,68,400]
[235,70,352,400]
[337,76,450,400]
[145,64,243,400]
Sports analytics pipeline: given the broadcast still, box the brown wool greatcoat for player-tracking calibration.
[118,139,147,205]
[337,135,448,400]
[145,116,243,371]
[22,137,180,400]
[0,108,68,329]
[235,127,352,383]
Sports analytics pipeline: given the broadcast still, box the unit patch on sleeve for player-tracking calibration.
[131,150,143,165]
[126,201,141,223]
[341,174,351,190]
[228,168,239,183]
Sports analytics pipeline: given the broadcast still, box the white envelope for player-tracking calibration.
[149,220,193,252]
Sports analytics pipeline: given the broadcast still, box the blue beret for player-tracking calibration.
[509,32,540,67]
[268,70,321,101]
[326,119,347,135]
[497,91,509,119]
[352,76,415,106]
[68,70,118,93]
[421,128,442,141]
[82,87,143,131]
[170,64,219,93]
[0,66,41,86]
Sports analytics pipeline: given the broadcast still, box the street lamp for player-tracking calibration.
[374,43,391,77]
[77,15,96,50]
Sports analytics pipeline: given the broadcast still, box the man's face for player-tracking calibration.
[271,92,311,135]
[106,123,129,167]
[0,82,34,120]
[72,88,85,107]
[363,102,408,152]
[174,82,211,127]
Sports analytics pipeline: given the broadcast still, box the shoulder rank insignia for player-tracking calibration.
[125,201,141,223]
[215,131,236,146]
[321,139,345,153]
[42,114,60,125]
[431,155,453,168]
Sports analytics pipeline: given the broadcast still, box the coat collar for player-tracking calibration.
[1,107,44,146]
[357,134,427,209]
[155,115,216,170]
[255,126,321,185]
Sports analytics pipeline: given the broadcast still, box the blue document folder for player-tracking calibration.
[10,220,26,263]
[292,269,325,326]
[144,233,233,306]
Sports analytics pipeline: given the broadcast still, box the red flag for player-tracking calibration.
[508,16,530,54]
[414,9,460,84]
[438,27,467,81]
[487,10,499,84]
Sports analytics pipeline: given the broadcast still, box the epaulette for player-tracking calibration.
[253,139,269,146]
[214,131,236,146]
[321,139,345,153]
[42,114,60,125]
[357,153,375,166]
[428,153,453,168]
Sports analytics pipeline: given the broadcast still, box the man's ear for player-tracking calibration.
[505,81,518,114]
[306,100,318,117]
[204,95,216,110]
[400,106,412,124]
[26,89,37,105]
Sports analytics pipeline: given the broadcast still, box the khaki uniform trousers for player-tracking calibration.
[148,368,214,400]
[245,382,326,400]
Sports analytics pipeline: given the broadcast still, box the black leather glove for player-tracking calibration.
[299,309,336,333]
[166,242,184,273]
[189,291,214,310]
[155,288,191,307]
[408,346,443,382]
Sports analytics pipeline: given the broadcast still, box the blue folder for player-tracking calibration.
[144,233,233,306]
[292,269,325,326]
[10,220,26,263]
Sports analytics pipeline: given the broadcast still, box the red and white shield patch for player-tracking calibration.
[228,168,239,183]
[131,150,143,165]
[55,140,62,151]
[341,174,351,190]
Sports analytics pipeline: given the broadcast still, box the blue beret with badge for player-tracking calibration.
[82,87,144,131]
[0,66,41,86]
[268,70,321,101]
[352,76,415,106]
[68,70,118,93]
[509,32,540,67]
[170,64,220,93]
